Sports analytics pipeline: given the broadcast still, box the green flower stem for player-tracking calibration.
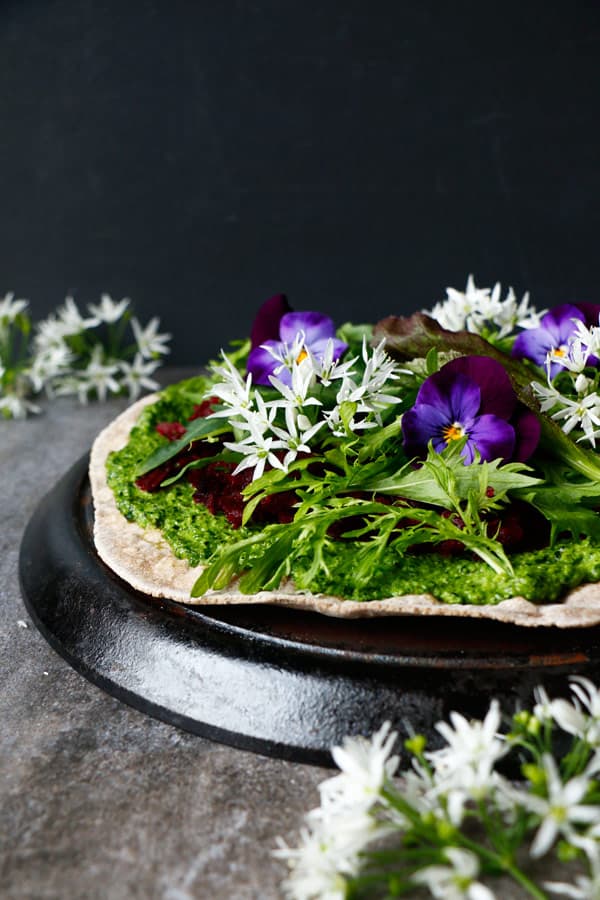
[562,738,593,781]
[0,332,9,367]
[379,788,432,834]
[508,735,542,762]
[477,800,508,855]
[359,873,415,897]
[122,340,141,358]
[371,790,549,899]
[457,833,549,900]
[501,862,549,900]
[365,847,443,865]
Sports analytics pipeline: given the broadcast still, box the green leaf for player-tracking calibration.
[339,400,358,433]
[356,416,404,463]
[191,530,270,595]
[238,530,296,592]
[366,446,541,510]
[159,451,238,487]
[134,414,228,476]
[517,480,600,542]
[337,321,373,347]
[425,345,439,375]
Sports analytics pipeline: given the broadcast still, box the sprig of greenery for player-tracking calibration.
[193,438,541,595]
[277,679,600,899]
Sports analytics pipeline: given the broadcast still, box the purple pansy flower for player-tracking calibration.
[512,303,596,378]
[247,294,348,386]
[572,302,600,326]
[249,293,292,349]
[402,356,540,464]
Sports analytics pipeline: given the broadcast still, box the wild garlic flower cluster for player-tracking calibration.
[207,337,404,480]
[426,274,543,339]
[274,722,401,900]
[429,278,600,450]
[277,678,600,900]
[0,292,171,419]
[533,317,600,448]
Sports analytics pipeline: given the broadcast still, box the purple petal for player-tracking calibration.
[460,439,477,464]
[513,304,586,371]
[416,369,482,422]
[468,415,515,462]
[279,311,337,345]
[402,403,449,457]
[446,374,481,423]
[511,408,541,462]
[512,328,553,367]
[441,356,516,419]
[542,304,585,343]
[574,302,600,327]
[247,341,282,385]
[250,294,291,349]
[414,370,450,411]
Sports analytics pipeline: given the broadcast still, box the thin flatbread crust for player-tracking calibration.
[89,395,600,627]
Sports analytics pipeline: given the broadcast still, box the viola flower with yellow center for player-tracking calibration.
[402,356,540,464]
[512,303,600,378]
[246,293,348,386]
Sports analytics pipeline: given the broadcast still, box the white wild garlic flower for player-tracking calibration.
[427,274,543,338]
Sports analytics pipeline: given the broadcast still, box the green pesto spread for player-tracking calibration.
[106,378,600,606]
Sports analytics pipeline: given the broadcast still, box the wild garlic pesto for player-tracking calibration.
[105,378,600,605]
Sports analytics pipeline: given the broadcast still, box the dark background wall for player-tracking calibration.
[1,1,599,364]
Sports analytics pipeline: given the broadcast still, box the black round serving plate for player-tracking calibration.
[19,454,600,766]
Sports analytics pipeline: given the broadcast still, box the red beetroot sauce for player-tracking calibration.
[135,400,297,530]
[136,401,549,553]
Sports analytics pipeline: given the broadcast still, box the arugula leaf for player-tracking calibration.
[159,451,239,487]
[204,337,251,374]
[238,529,297,593]
[355,416,405,463]
[134,414,228,476]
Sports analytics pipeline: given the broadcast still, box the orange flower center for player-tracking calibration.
[552,345,567,357]
[296,348,309,364]
[443,422,466,442]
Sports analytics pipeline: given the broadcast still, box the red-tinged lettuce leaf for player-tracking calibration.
[374,313,600,483]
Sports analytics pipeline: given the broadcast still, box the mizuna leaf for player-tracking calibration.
[364,449,541,509]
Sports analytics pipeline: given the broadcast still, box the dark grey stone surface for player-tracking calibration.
[1,371,326,900]
[0,371,573,899]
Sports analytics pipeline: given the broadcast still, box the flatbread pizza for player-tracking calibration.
[89,285,600,628]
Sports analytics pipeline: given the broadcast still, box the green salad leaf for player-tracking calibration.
[134,414,228,477]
